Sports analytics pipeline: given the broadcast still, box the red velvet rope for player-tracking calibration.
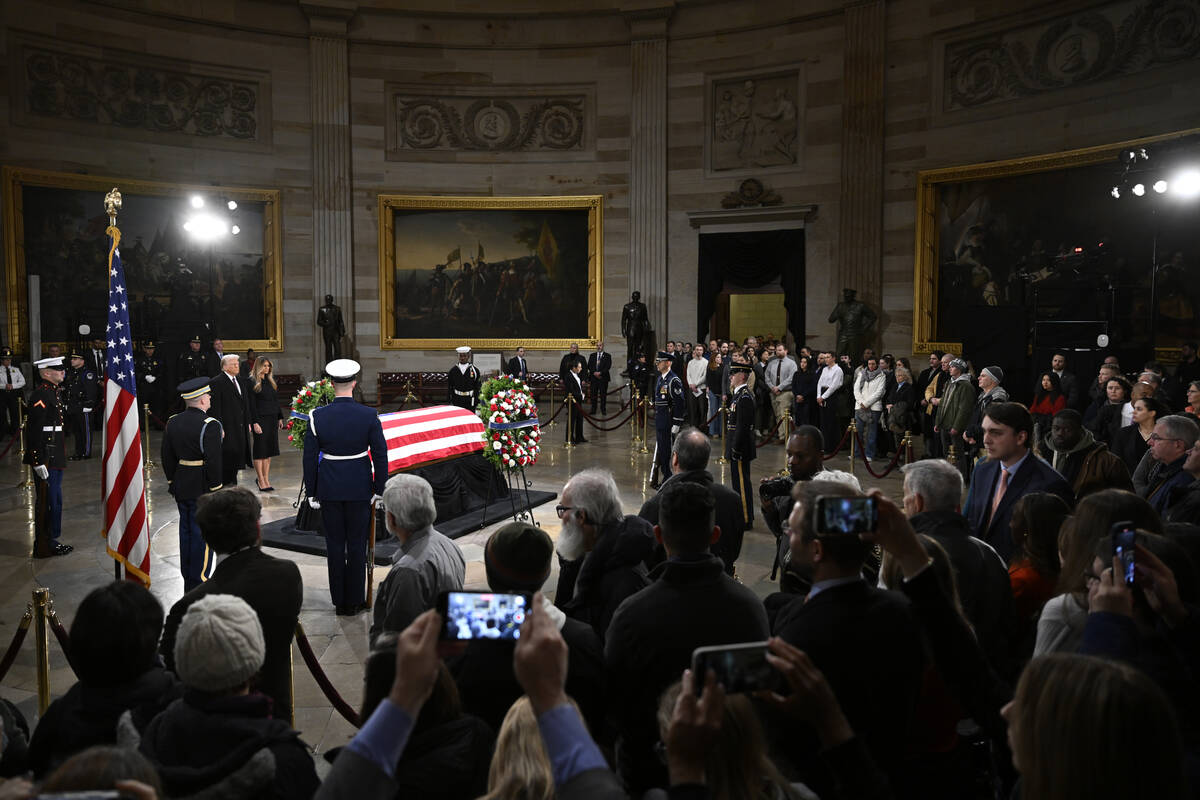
[578,395,634,423]
[48,610,72,668]
[821,425,853,460]
[294,623,362,728]
[755,415,786,447]
[0,610,31,684]
[852,431,907,478]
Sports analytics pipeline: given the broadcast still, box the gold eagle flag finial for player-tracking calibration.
[104,187,122,222]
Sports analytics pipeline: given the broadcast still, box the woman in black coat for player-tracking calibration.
[1088,376,1131,445]
[250,356,283,491]
[1109,396,1167,475]
[791,353,818,427]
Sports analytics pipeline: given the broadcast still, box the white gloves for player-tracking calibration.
[34,465,48,480]
[146,375,156,383]
[83,408,92,414]
[671,425,680,435]
[370,494,383,508]
[308,497,321,510]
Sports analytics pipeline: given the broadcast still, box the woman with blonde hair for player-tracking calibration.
[478,696,560,800]
[250,356,283,491]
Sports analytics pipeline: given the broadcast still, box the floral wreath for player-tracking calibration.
[478,376,541,472]
[285,378,336,450]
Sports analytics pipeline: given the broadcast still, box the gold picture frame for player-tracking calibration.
[2,166,283,355]
[912,127,1200,356]
[378,193,603,350]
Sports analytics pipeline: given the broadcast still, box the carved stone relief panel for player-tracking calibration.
[9,32,271,150]
[384,84,595,161]
[704,65,804,177]
[942,0,1200,113]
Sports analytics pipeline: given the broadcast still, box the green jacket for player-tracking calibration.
[936,375,976,433]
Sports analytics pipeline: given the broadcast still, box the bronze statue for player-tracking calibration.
[620,291,652,376]
[827,288,877,358]
[317,294,345,362]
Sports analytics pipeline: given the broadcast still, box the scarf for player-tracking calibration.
[857,367,881,390]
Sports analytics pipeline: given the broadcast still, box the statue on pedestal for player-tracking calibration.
[621,291,651,377]
[828,288,877,359]
[317,294,345,363]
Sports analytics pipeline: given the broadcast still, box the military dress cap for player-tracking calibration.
[190,335,202,343]
[654,350,671,362]
[144,341,157,348]
[729,362,753,374]
[0,347,11,358]
[69,351,85,360]
[34,356,65,370]
[178,377,211,399]
[456,345,471,354]
[325,358,361,382]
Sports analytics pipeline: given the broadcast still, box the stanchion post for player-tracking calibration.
[563,396,575,450]
[547,385,557,428]
[630,390,641,446]
[904,430,914,465]
[947,444,958,467]
[33,587,51,715]
[639,396,650,454]
[716,399,729,464]
[777,408,792,476]
[142,403,155,468]
[848,420,858,477]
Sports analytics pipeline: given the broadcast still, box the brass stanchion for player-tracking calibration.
[904,430,914,465]
[33,587,51,715]
[639,396,650,454]
[142,403,154,468]
[563,396,575,450]
[546,385,557,429]
[847,420,858,477]
[947,444,958,467]
[630,390,642,446]
[777,409,793,476]
[716,399,729,465]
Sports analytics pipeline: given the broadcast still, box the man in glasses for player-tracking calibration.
[1165,436,1200,524]
[1141,414,1199,515]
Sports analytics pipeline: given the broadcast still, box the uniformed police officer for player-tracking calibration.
[303,359,388,616]
[726,361,757,527]
[136,341,165,429]
[25,356,72,558]
[447,345,481,411]
[0,347,26,436]
[176,335,207,383]
[650,350,686,488]
[64,352,98,460]
[161,377,224,590]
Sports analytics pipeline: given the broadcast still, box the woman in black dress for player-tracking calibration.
[791,353,818,427]
[251,356,283,491]
[1109,396,1167,475]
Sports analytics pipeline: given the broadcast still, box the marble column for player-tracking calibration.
[626,3,674,343]
[837,0,886,324]
[304,1,356,368]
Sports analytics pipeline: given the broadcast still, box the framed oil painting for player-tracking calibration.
[2,167,283,357]
[913,128,1200,360]
[378,194,603,350]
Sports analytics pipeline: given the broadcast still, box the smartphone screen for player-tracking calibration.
[438,591,530,641]
[692,642,776,695]
[815,495,878,535]
[1112,525,1137,586]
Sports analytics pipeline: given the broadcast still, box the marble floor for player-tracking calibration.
[0,413,905,767]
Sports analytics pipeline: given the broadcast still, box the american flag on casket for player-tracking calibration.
[380,405,485,473]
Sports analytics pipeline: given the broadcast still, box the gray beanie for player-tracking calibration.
[174,594,265,692]
[981,366,1004,384]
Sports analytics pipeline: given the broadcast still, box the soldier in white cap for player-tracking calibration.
[447,345,481,411]
[25,356,72,557]
[302,359,388,616]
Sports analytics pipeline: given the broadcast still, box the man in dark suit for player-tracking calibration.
[159,487,302,721]
[207,354,252,487]
[86,337,107,379]
[564,360,587,444]
[506,346,529,382]
[587,342,612,415]
[964,402,1074,563]
[204,337,226,377]
[558,342,587,398]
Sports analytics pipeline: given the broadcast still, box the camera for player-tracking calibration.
[758,476,795,502]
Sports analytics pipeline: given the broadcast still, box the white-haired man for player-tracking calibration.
[207,353,252,486]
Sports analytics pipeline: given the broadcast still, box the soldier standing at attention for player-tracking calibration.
[0,347,26,437]
[303,359,389,616]
[162,378,224,590]
[175,335,207,414]
[64,352,98,461]
[726,361,757,527]
[26,356,72,558]
[447,345,481,411]
[136,341,165,429]
[650,350,686,489]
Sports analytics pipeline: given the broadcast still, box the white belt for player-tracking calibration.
[321,449,369,461]
[42,426,62,432]
[453,390,474,396]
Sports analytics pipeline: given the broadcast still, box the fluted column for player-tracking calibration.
[626,3,674,340]
[304,1,356,368]
[837,0,886,321]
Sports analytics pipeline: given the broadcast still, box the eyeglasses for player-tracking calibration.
[1148,433,1182,443]
[555,505,573,518]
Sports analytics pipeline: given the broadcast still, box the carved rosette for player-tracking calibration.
[395,95,585,152]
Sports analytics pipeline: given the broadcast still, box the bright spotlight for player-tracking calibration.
[1132,183,1145,196]
[231,225,241,235]
[1153,180,1168,194]
[227,200,238,211]
[183,214,229,241]
[190,195,204,209]
[1171,169,1200,199]
[1110,186,1121,199]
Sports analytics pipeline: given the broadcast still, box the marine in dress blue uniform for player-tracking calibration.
[161,377,224,590]
[303,359,389,616]
[651,350,686,488]
[725,362,757,526]
[25,357,72,558]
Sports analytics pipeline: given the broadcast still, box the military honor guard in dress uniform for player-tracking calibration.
[726,361,757,527]
[650,350,686,488]
[0,347,26,437]
[135,341,165,429]
[162,378,224,590]
[303,359,389,616]
[448,345,482,411]
[64,352,98,460]
[25,357,72,558]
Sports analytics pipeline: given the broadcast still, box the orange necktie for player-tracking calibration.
[991,468,1010,517]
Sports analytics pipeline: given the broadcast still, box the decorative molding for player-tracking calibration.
[687,204,816,233]
[385,84,594,161]
[704,64,804,177]
[9,32,270,150]
[720,178,782,208]
[942,0,1200,112]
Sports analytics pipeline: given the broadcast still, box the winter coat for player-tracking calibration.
[853,371,886,413]
[555,515,655,642]
[1043,430,1134,499]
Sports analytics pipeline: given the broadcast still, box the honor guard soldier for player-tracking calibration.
[651,350,686,488]
[25,357,72,557]
[0,347,26,437]
[136,341,165,429]
[726,361,757,526]
[448,345,481,411]
[162,378,224,590]
[303,359,388,616]
[64,352,98,460]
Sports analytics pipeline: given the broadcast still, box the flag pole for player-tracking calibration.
[105,188,123,581]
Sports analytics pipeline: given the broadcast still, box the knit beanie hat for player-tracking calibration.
[485,522,553,592]
[981,366,1004,384]
[174,594,265,692]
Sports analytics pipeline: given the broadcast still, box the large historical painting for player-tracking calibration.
[378,195,603,350]
[706,66,803,176]
[913,129,1200,356]
[2,168,282,356]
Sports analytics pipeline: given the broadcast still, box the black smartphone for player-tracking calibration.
[1111,521,1137,586]
[814,495,878,535]
[437,590,531,641]
[691,641,778,696]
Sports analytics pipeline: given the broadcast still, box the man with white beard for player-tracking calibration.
[553,468,655,641]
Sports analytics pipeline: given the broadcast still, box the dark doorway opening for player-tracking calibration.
[697,228,805,345]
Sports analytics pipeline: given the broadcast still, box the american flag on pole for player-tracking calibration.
[102,225,151,584]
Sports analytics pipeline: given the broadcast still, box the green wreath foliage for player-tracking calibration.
[285,378,336,450]
[477,376,542,472]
